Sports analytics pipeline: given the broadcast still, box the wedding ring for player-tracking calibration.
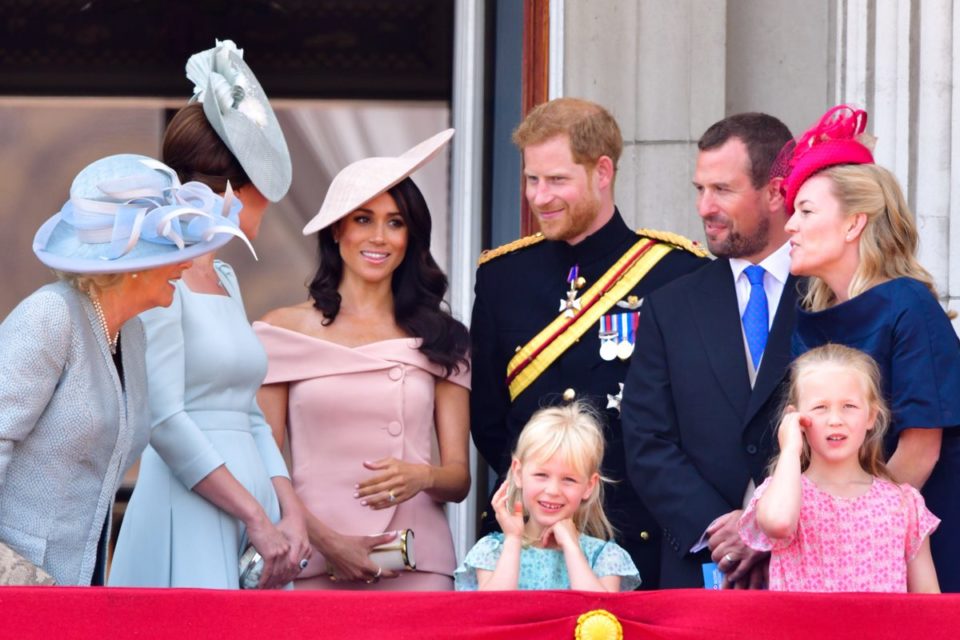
[724,553,735,564]
[299,558,309,570]
[388,490,396,503]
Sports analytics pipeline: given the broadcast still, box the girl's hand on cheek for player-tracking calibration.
[492,481,526,539]
[540,518,578,551]
[777,407,809,457]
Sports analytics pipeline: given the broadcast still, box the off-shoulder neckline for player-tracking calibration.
[252,320,417,349]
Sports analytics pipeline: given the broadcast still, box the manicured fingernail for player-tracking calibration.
[360,500,368,506]
[354,483,359,489]
[353,492,359,498]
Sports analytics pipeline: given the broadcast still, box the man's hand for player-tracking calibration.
[707,509,769,588]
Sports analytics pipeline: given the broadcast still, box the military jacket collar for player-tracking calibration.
[558,208,632,266]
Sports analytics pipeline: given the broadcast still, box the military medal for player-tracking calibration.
[616,311,640,360]
[597,314,618,361]
[607,382,624,415]
[616,295,643,310]
[559,265,584,318]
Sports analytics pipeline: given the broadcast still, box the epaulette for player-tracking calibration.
[636,228,709,258]
[477,232,546,266]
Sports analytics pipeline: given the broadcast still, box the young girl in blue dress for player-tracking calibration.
[455,402,640,591]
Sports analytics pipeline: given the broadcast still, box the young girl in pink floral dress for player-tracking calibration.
[739,344,940,592]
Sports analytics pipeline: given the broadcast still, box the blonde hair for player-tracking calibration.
[507,402,615,541]
[768,344,892,480]
[55,271,125,296]
[801,164,940,311]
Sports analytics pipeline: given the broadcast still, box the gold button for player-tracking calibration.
[515,345,522,353]
[640,531,650,541]
[562,388,576,402]
[480,511,488,520]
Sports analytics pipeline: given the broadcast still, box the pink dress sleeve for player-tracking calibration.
[739,477,796,552]
[444,356,471,391]
[739,477,773,551]
[901,483,941,561]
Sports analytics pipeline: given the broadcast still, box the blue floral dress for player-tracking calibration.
[454,532,641,591]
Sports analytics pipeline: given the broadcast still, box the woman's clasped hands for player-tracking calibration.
[245,512,301,588]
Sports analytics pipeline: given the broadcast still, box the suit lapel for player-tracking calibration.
[688,260,751,418]
[744,275,801,425]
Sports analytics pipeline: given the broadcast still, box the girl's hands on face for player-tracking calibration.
[539,518,579,551]
[355,457,430,510]
[492,480,526,539]
[778,406,811,457]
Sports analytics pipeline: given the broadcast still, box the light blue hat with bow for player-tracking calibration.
[186,39,292,202]
[33,154,255,274]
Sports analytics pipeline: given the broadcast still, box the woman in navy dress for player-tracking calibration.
[779,105,960,591]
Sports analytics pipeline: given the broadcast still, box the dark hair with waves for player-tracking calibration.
[308,177,469,376]
[162,103,250,192]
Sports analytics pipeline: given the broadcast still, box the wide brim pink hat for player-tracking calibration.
[302,128,454,235]
[776,105,875,215]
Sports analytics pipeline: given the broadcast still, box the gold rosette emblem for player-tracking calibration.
[574,609,623,640]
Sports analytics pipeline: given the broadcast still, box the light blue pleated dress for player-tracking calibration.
[108,261,289,588]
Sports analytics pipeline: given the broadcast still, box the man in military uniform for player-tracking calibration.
[469,97,708,589]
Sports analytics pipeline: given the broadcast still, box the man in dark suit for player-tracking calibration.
[622,113,797,588]
[470,97,708,589]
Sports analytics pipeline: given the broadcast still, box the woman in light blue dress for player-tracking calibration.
[109,40,308,589]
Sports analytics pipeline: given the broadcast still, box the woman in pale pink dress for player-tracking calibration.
[739,344,939,592]
[255,130,470,590]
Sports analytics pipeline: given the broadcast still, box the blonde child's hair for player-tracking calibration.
[768,343,893,480]
[506,401,615,541]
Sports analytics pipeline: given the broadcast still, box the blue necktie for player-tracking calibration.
[742,265,769,370]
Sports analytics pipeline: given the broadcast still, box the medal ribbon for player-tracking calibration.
[506,238,674,400]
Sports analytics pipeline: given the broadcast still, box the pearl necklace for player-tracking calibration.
[89,293,118,355]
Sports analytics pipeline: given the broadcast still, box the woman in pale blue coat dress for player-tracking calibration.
[109,40,309,589]
[0,154,244,585]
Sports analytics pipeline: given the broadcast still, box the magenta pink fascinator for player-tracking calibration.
[774,105,875,215]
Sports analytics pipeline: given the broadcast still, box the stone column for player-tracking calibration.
[837,0,960,328]
[561,0,727,242]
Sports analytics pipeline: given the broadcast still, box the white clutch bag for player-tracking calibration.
[238,545,263,589]
[368,529,416,571]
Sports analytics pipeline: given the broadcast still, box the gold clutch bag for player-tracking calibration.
[368,529,416,571]
[0,541,56,586]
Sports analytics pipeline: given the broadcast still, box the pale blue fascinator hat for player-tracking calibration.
[33,154,255,274]
[186,39,292,202]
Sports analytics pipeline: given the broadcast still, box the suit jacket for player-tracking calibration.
[0,282,150,586]
[621,257,800,588]
[470,210,708,588]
